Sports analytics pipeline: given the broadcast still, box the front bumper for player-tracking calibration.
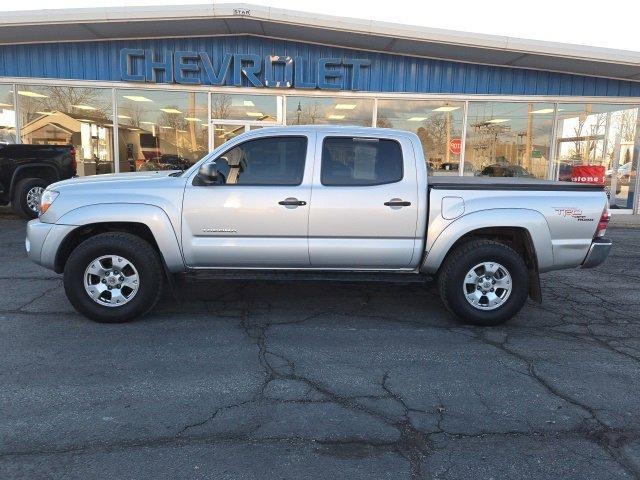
[26,219,76,271]
[26,219,54,266]
[581,238,612,269]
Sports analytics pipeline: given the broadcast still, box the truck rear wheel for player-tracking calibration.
[63,232,163,323]
[438,240,529,326]
[12,177,48,219]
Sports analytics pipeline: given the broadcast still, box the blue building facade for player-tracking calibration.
[2,36,640,97]
[0,33,638,212]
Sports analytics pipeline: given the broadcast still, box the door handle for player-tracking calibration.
[279,198,307,206]
[384,199,411,207]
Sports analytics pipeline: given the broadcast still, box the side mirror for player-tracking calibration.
[197,162,220,184]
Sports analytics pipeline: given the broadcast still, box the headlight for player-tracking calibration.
[39,190,59,215]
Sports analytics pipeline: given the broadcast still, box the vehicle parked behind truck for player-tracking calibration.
[25,126,612,326]
[0,143,76,219]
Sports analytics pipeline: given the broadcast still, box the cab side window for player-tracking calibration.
[214,136,307,186]
[321,137,403,186]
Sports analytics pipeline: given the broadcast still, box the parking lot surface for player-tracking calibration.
[1,209,640,479]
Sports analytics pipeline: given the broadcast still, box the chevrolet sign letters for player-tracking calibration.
[119,49,371,90]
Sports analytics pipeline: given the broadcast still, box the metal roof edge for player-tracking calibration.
[0,3,638,66]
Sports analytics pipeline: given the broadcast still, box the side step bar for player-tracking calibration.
[176,270,432,284]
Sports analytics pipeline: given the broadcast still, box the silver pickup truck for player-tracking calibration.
[26,126,612,325]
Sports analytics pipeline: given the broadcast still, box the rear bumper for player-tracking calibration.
[581,238,612,269]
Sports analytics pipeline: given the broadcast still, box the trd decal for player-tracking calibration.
[553,208,594,222]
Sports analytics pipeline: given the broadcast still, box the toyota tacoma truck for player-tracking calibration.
[25,126,612,325]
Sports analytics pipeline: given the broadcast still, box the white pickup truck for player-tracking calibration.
[26,126,612,325]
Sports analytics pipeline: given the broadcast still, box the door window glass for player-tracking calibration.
[213,136,307,185]
[321,137,403,186]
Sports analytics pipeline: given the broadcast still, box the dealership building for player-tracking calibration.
[0,3,639,213]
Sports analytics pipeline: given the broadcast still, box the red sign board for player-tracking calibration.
[449,138,461,155]
[571,165,605,185]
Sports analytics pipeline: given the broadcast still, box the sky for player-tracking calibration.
[2,0,640,53]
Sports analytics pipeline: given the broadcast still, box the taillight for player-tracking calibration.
[595,208,610,238]
[70,147,77,173]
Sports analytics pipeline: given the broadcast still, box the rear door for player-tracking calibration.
[308,133,419,269]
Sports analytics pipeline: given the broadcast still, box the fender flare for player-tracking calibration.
[55,203,185,272]
[421,208,554,274]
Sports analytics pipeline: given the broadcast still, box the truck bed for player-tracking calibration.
[428,176,604,191]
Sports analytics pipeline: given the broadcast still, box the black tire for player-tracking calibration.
[438,240,529,326]
[11,177,48,219]
[63,232,164,323]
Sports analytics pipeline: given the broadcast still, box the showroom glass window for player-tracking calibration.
[210,93,280,149]
[465,102,554,179]
[117,89,207,172]
[286,96,373,127]
[211,93,279,121]
[0,84,16,144]
[554,103,639,210]
[377,99,464,176]
[17,84,115,175]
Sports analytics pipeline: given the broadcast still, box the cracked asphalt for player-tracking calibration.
[1,208,640,479]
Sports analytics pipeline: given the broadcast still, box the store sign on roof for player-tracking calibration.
[119,49,371,90]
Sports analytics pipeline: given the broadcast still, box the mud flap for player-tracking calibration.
[529,268,542,303]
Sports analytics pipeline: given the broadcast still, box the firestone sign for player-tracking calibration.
[119,49,371,90]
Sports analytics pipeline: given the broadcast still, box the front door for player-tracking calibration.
[182,133,314,268]
[308,133,419,269]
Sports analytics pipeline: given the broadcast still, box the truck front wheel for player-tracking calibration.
[63,232,163,323]
[438,240,529,326]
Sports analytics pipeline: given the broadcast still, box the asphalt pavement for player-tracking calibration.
[1,208,640,479]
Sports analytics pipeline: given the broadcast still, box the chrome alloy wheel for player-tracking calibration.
[83,255,140,307]
[26,186,44,213]
[462,261,512,311]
